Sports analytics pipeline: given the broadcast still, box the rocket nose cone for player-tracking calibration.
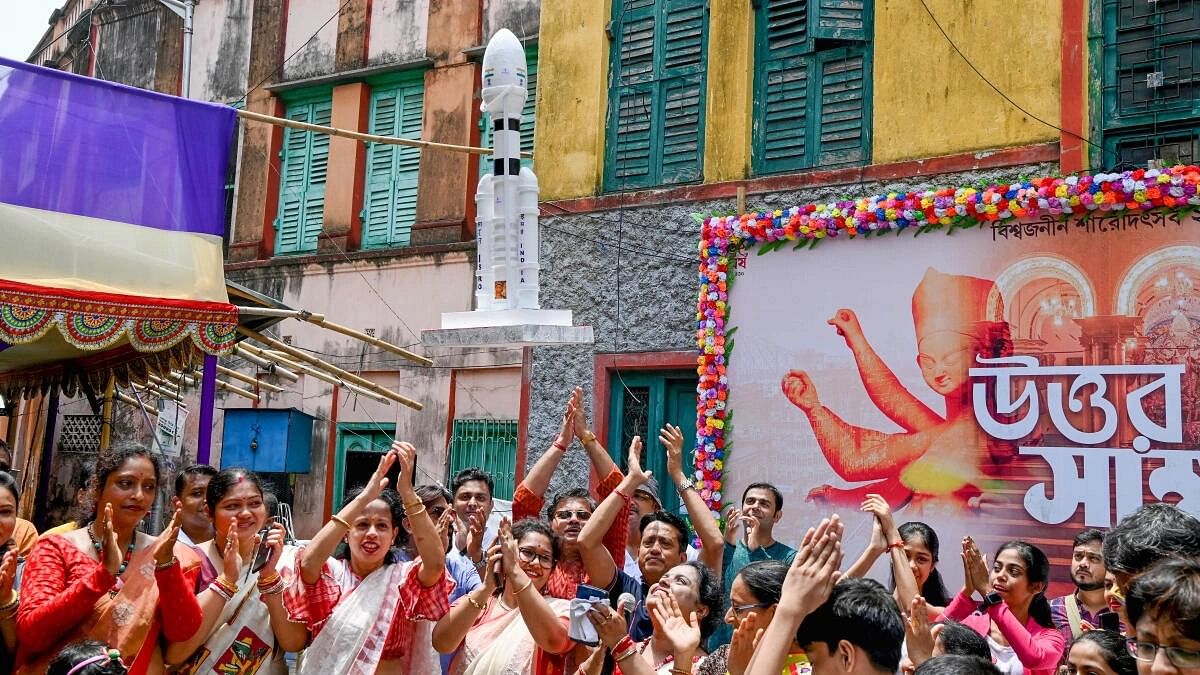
[483,28,525,68]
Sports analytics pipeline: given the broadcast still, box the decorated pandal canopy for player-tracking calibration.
[0,56,239,399]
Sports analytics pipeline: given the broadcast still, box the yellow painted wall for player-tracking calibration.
[871,0,1062,164]
[534,1,610,200]
[703,0,754,183]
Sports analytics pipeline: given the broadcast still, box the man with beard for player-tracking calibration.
[1050,530,1113,648]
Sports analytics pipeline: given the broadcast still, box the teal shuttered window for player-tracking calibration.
[481,46,538,177]
[752,0,871,175]
[275,97,332,255]
[1098,0,1199,167]
[604,0,709,191]
[363,76,425,249]
[448,419,518,501]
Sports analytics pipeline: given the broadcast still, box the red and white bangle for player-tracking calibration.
[552,438,568,452]
[887,540,905,551]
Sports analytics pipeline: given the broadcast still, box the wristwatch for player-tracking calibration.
[677,475,696,491]
[983,591,1003,607]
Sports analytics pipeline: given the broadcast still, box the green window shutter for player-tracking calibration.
[809,0,867,42]
[604,0,706,191]
[362,79,423,248]
[763,0,809,57]
[754,55,810,173]
[814,46,868,167]
[275,99,330,254]
[448,419,518,501]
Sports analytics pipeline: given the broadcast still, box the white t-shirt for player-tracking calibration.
[988,636,1024,675]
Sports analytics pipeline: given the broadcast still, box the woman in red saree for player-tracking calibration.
[15,444,203,674]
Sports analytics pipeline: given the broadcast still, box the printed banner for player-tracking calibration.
[724,210,1200,584]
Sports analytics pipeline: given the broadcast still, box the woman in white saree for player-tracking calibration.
[285,442,452,674]
[433,517,577,675]
[165,468,305,674]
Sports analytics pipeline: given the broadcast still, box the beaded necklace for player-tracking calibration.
[87,523,136,577]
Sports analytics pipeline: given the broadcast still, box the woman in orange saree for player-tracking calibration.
[15,444,202,674]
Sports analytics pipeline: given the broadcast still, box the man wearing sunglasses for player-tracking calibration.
[1125,556,1200,674]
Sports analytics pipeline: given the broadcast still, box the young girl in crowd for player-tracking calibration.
[1,471,22,663]
[697,560,806,675]
[1061,630,1136,675]
[940,538,1064,675]
[434,517,577,675]
[588,560,723,675]
[47,639,128,675]
[287,442,451,673]
[164,468,305,673]
[15,444,202,674]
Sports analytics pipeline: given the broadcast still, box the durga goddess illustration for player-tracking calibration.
[782,268,1017,513]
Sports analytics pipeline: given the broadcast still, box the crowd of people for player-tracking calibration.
[0,391,1197,675]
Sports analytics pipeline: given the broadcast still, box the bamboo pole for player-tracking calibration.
[132,382,181,402]
[146,374,182,395]
[237,327,422,408]
[231,346,300,382]
[301,315,432,366]
[215,379,260,402]
[216,365,285,393]
[116,392,156,418]
[99,374,116,451]
[237,108,533,158]
[239,344,391,405]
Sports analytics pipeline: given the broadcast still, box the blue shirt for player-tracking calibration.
[709,539,797,648]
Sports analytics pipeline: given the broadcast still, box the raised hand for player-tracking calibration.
[478,543,503,594]
[151,507,183,566]
[625,436,651,487]
[781,370,820,411]
[0,550,17,600]
[659,424,686,481]
[221,521,243,581]
[464,511,485,561]
[961,537,990,597]
[361,449,398,503]
[392,441,417,496]
[723,507,743,546]
[780,515,844,619]
[435,508,456,553]
[97,503,123,576]
[861,493,899,541]
[904,596,935,669]
[569,387,590,440]
[728,614,763,675]
[258,521,287,575]
[588,602,631,649]
[497,518,520,580]
[827,308,864,343]
[650,591,701,657]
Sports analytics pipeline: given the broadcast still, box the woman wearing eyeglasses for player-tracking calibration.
[694,560,805,675]
[433,518,577,675]
[284,443,452,673]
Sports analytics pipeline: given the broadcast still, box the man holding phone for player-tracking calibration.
[1051,530,1118,648]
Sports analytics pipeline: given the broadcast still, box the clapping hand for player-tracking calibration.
[650,591,701,658]
[361,450,398,503]
[659,424,686,481]
[727,614,763,675]
[96,503,123,576]
[961,537,990,597]
[0,550,17,602]
[151,507,183,567]
[779,515,844,619]
[904,596,935,669]
[626,436,651,487]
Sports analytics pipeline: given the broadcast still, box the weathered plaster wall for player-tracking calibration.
[530,161,1058,496]
[482,0,540,41]
[703,0,753,183]
[282,0,339,81]
[221,247,518,536]
[455,367,522,419]
[367,0,430,65]
[190,0,252,102]
[532,0,608,200]
[871,0,1062,163]
[94,1,182,93]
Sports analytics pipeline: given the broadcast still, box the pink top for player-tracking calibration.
[939,591,1065,675]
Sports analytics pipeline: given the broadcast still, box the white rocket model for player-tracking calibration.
[476,29,540,312]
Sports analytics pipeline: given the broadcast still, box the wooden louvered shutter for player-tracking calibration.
[658,0,707,184]
[302,101,331,252]
[753,0,811,174]
[605,0,658,190]
[275,99,329,254]
[392,84,423,247]
[363,89,399,248]
[809,0,868,41]
[814,46,868,167]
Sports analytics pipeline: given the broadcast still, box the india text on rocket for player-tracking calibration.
[476,28,540,311]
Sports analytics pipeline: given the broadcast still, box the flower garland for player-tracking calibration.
[691,165,1200,519]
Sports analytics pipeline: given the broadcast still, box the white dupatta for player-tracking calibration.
[297,559,438,675]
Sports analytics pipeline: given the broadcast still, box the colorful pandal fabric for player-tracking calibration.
[0,279,238,354]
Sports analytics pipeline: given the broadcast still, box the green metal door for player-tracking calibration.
[334,423,395,508]
[607,371,697,518]
[448,419,519,501]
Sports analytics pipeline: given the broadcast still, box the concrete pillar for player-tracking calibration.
[228,0,287,263]
[413,0,482,245]
[321,82,370,253]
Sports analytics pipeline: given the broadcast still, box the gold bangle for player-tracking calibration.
[330,514,352,530]
[155,557,176,571]
[405,504,427,518]
[402,500,424,511]
[581,431,596,445]
[614,648,638,663]
[513,578,534,596]
[257,570,281,587]
[468,594,487,611]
